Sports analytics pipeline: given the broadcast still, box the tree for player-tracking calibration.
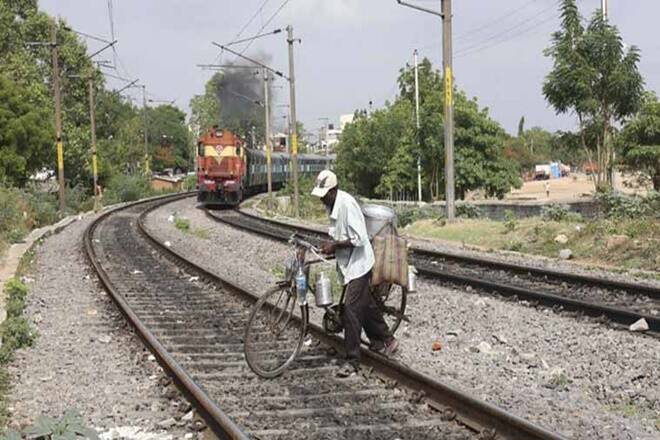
[543,0,644,189]
[620,92,660,189]
[0,73,53,185]
[189,72,221,133]
[517,116,525,138]
[336,58,521,200]
[146,105,192,172]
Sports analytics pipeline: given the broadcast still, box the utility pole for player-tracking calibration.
[51,21,65,214]
[88,70,99,211]
[141,85,150,175]
[414,49,422,203]
[396,0,454,220]
[286,25,300,218]
[318,117,329,168]
[442,0,455,222]
[602,0,608,19]
[263,68,274,207]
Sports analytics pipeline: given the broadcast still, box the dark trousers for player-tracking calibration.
[343,271,390,368]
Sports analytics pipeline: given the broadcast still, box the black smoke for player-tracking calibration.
[215,53,275,144]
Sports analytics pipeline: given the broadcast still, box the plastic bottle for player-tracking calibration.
[295,264,307,305]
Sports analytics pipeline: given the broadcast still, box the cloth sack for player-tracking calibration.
[371,233,408,287]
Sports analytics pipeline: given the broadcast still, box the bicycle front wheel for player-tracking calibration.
[244,285,308,378]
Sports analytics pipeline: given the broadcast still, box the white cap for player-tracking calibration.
[311,170,338,197]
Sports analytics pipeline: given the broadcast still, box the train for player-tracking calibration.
[196,126,332,206]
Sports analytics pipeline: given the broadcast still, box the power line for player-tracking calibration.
[107,0,119,70]
[454,0,545,43]
[235,0,293,58]
[455,5,558,57]
[213,0,271,64]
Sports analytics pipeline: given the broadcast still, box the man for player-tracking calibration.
[311,170,399,378]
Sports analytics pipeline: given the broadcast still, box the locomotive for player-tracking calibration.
[196,126,331,206]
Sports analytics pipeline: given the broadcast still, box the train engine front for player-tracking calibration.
[196,127,246,206]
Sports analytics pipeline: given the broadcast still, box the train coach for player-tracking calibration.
[196,126,333,207]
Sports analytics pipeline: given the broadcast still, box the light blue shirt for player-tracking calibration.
[328,190,375,285]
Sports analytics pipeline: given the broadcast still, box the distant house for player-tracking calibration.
[151,174,185,191]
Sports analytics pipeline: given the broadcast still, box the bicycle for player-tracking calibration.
[243,233,408,378]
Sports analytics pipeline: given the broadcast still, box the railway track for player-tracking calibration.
[206,208,660,333]
[84,193,565,439]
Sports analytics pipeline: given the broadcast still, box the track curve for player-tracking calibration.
[84,193,566,439]
[207,208,660,333]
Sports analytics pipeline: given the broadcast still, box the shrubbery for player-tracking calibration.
[397,207,438,228]
[595,190,660,220]
[0,278,36,364]
[456,203,481,219]
[103,174,154,204]
[540,203,583,222]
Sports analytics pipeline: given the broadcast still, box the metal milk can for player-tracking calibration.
[314,272,333,307]
[407,265,418,293]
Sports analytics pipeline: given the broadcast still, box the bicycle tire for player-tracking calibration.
[362,284,407,346]
[244,285,308,378]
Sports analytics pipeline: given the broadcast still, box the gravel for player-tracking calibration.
[146,197,660,439]
[242,195,660,289]
[7,215,200,438]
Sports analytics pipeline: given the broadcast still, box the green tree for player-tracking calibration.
[620,92,660,189]
[0,73,53,185]
[146,105,191,171]
[189,72,221,133]
[543,0,644,189]
[337,58,521,200]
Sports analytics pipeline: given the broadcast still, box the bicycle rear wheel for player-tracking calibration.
[372,283,407,335]
[244,285,308,378]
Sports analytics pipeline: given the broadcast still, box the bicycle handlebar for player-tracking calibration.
[289,234,317,252]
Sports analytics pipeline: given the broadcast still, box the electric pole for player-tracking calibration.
[396,0,455,220]
[442,0,455,222]
[141,85,150,175]
[287,25,300,218]
[88,70,99,211]
[51,21,66,214]
[602,0,608,19]
[263,68,274,207]
[414,49,422,203]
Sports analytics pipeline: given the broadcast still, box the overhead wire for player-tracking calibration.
[233,0,293,59]
[213,0,272,64]
[454,0,545,43]
[455,5,559,58]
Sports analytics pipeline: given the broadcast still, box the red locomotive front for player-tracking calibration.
[196,126,246,206]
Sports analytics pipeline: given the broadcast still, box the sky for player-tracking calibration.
[39,0,660,137]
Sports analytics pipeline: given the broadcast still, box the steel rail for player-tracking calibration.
[206,208,659,332]
[134,207,566,439]
[83,192,249,440]
[235,208,660,299]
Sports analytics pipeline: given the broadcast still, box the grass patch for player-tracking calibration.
[2,409,99,439]
[174,217,190,232]
[406,215,660,272]
[172,216,210,240]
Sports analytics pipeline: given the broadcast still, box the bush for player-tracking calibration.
[182,174,197,191]
[594,190,660,220]
[541,204,583,222]
[503,210,517,233]
[25,189,58,228]
[456,203,481,219]
[0,278,36,364]
[64,184,94,214]
[104,174,153,203]
[0,188,29,244]
[398,207,439,227]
